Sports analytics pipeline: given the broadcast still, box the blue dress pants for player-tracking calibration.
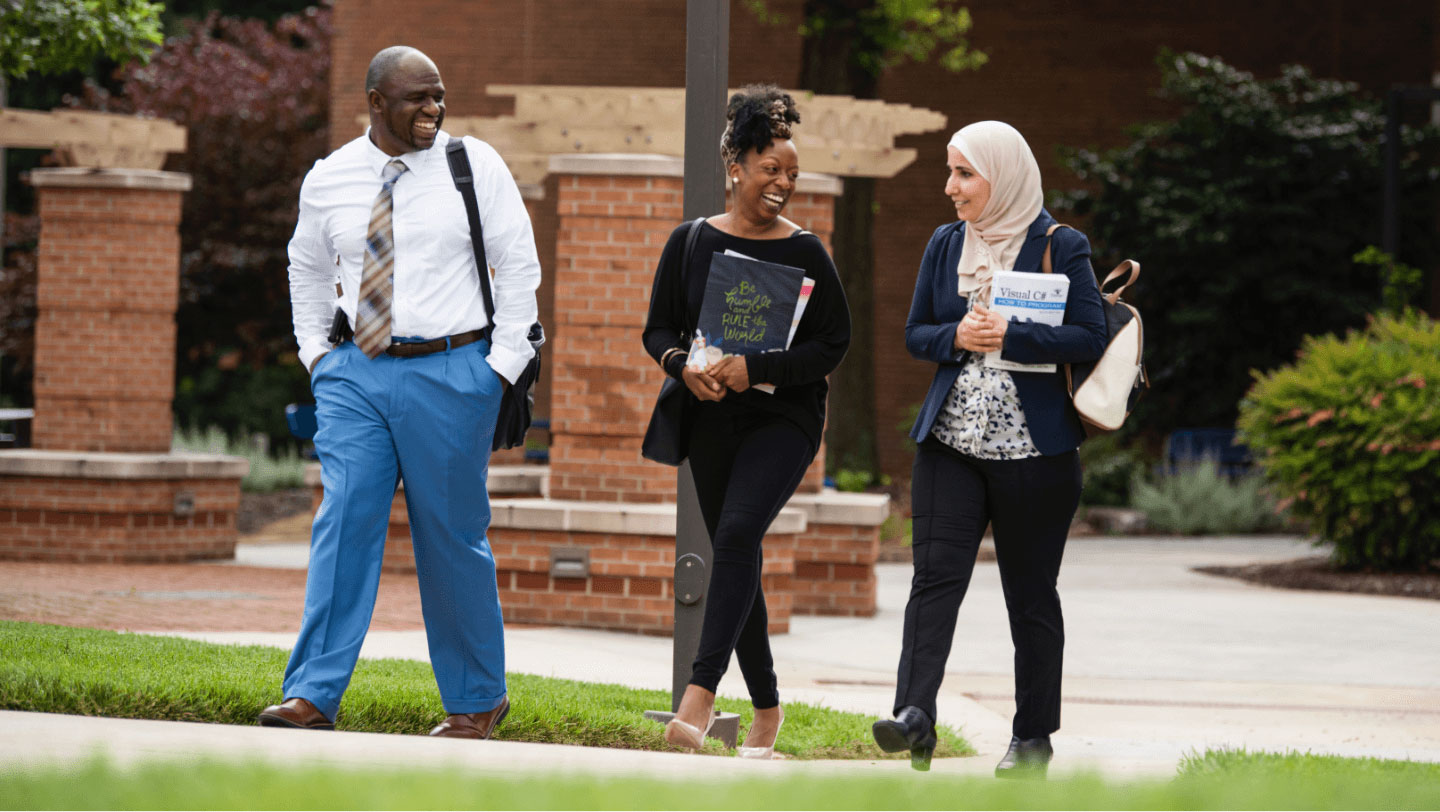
[282,338,507,721]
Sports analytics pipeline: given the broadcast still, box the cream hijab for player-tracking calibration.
[949,121,1044,301]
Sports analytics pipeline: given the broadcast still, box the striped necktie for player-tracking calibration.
[355,158,408,358]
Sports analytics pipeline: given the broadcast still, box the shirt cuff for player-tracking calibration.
[486,342,529,385]
[299,338,334,373]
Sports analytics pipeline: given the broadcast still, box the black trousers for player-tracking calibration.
[686,403,815,708]
[894,437,1082,738]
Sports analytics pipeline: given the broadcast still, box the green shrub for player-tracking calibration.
[834,469,890,493]
[1237,312,1440,570]
[172,426,306,493]
[879,512,912,547]
[1054,51,1440,441]
[1079,434,1146,507]
[1131,459,1285,535]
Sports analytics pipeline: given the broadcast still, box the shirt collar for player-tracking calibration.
[361,126,443,176]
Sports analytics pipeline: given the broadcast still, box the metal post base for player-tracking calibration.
[642,710,741,750]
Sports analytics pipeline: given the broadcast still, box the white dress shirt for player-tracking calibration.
[288,129,541,383]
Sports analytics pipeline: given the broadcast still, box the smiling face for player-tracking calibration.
[945,145,991,223]
[730,138,800,225]
[368,53,445,156]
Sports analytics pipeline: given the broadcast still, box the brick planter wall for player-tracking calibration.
[0,451,248,562]
[0,169,249,564]
[787,491,890,617]
[792,524,881,616]
[27,169,191,453]
[491,525,795,636]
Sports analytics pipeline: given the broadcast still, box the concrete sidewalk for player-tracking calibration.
[6,536,1439,777]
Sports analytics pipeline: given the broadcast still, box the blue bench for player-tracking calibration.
[0,407,34,449]
[1165,428,1252,477]
[284,403,550,462]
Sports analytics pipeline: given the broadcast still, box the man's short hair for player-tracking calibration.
[365,46,423,94]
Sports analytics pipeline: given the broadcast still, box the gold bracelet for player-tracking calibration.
[660,347,687,368]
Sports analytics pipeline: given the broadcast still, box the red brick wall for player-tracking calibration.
[0,476,237,562]
[328,0,806,151]
[328,0,1437,481]
[31,185,182,453]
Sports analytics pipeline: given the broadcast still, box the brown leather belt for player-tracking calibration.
[384,329,487,358]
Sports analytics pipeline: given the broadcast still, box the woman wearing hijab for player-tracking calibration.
[871,121,1107,776]
[642,84,851,758]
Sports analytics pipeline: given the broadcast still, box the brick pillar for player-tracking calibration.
[547,154,839,503]
[27,169,191,453]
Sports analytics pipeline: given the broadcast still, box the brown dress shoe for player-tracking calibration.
[429,696,509,739]
[257,697,334,730]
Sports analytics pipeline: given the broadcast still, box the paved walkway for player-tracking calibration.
[4,535,1439,778]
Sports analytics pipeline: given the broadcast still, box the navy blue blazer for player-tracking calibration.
[906,209,1108,456]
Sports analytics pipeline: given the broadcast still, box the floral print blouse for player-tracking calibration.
[930,349,1041,460]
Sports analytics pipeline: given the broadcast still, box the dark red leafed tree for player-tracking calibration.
[73,3,332,442]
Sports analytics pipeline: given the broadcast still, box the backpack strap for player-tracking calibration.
[1041,222,1141,305]
[1098,260,1140,305]
[445,137,496,339]
[1039,223,1073,274]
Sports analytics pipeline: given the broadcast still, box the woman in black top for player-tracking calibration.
[642,85,851,758]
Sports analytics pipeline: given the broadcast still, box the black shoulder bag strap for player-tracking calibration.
[445,138,497,340]
[677,216,706,340]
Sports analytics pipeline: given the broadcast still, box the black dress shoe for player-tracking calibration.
[994,735,1053,778]
[872,705,938,771]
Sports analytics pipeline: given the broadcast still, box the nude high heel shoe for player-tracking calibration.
[664,710,716,750]
[736,709,784,760]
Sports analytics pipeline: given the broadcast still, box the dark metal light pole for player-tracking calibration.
[642,0,740,750]
[1379,85,1440,314]
[1381,85,1440,257]
[675,0,730,709]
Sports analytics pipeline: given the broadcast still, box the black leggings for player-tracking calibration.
[686,403,815,708]
[895,437,1082,738]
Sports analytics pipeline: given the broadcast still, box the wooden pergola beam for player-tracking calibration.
[352,85,947,184]
[0,108,186,170]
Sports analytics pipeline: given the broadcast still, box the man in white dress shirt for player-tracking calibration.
[258,46,539,739]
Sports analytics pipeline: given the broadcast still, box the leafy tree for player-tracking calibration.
[0,0,163,79]
[72,5,332,445]
[749,0,986,476]
[1054,51,1440,441]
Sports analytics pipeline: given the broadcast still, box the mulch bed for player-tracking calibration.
[1195,556,1440,601]
[237,488,313,534]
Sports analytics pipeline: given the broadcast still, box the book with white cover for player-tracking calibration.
[983,270,1070,373]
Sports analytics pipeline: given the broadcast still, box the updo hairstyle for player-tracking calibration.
[719,84,801,168]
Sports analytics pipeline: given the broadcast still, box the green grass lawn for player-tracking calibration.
[2,751,1438,810]
[0,621,968,760]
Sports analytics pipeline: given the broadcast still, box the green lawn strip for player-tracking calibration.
[3,753,1439,810]
[1179,747,1440,784]
[0,621,969,760]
